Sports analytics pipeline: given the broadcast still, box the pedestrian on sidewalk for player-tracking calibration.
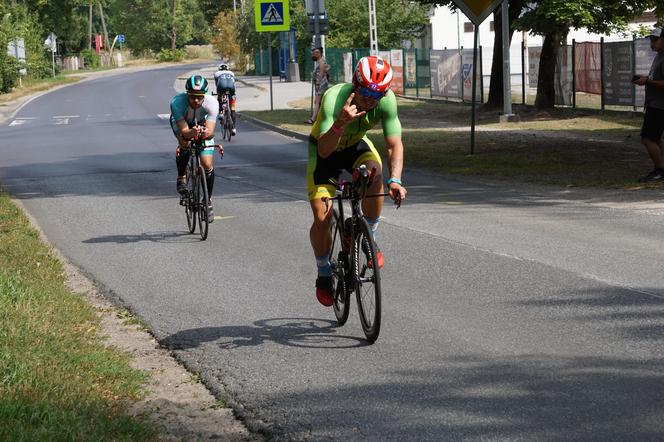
[306,47,330,124]
[634,27,664,183]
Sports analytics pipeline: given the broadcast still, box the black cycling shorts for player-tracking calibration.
[306,137,382,201]
[640,107,664,141]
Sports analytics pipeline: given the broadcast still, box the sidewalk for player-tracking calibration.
[186,67,313,111]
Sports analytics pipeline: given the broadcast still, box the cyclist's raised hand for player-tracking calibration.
[388,182,406,208]
[337,93,366,126]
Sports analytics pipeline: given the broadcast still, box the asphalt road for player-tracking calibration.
[2,64,664,441]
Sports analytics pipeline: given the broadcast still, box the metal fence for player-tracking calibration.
[253,36,657,110]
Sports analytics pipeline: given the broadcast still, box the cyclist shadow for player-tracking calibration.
[161,317,369,350]
[82,230,200,244]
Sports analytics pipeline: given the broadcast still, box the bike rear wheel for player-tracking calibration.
[224,109,233,141]
[330,209,350,325]
[185,164,196,234]
[354,218,381,343]
[195,165,209,240]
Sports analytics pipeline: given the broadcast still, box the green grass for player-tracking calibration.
[244,98,662,189]
[0,191,158,441]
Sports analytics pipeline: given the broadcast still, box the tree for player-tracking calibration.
[326,0,429,48]
[211,10,241,62]
[110,0,206,54]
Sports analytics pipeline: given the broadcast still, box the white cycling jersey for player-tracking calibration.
[214,70,236,82]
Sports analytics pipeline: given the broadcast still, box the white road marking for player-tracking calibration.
[53,115,80,118]
[52,118,69,125]
[157,114,170,120]
[8,117,37,126]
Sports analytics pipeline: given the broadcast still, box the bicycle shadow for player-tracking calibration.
[160,317,369,350]
[82,230,200,244]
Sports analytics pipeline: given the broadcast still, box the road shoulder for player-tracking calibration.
[11,197,261,441]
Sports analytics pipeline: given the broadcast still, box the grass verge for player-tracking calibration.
[0,76,81,105]
[244,97,664,189]
[0,191,158,440]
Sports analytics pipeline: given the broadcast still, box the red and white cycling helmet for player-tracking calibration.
[353,55,393,94]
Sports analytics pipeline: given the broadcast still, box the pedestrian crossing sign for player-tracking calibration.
[255,0,290,32]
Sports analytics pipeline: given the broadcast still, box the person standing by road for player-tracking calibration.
[306,47,330,124]
[635,27,664,183]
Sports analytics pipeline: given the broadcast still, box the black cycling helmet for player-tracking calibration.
[219,63,228,71]
[185,74,209,95]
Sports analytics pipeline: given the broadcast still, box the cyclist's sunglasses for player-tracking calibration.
[357,86,384,100]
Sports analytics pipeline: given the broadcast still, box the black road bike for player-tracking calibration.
[217,92,234,142]
[323,165,400,343]
[180,134,222,241]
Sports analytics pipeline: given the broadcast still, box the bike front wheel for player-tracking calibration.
[195,165,209,240]
[330,209,350,326]
[185,164,196,234]
[354,218,381,343]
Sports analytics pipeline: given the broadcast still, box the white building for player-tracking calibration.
[416,6,657,78]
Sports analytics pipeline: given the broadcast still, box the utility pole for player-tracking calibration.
[368,0,378,54]
[97,2,110,51]
[88,4,92,50]
[500,0,514,119]
[313,0,321,48]
[171,0,177,50]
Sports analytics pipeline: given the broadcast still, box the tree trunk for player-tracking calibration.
[485,0,525,110]
[171,0,178,50]
[534,30,563,109]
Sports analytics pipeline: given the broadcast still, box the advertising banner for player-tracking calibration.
[405,51,417,88]
[461,48,481,101]
[390,49,404,95]
[527,46,541,88]
[574,42,601,94]
[602,41,634,106]
[555,45,573,106]
[635,37,653,107]
[343,52,353,83]
[430,49,461,98]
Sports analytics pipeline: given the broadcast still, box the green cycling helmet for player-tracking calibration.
[185,74,209,95]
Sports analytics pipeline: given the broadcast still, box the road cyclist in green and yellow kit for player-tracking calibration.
[306,55,407,307]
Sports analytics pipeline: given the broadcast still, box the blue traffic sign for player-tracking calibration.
[255,0,290,32]
[117,34,125,43]
[261,3,284,25]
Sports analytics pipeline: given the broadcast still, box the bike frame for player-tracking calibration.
[181,133,223,240]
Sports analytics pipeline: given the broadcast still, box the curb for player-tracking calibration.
[238,112,309,142]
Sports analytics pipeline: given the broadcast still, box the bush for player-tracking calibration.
[0,55,20,93]
[80,49,101,69]
[184,45,216,60]
[157,48,186,62]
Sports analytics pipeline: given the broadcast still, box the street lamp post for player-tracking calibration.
[368,0,378,54]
